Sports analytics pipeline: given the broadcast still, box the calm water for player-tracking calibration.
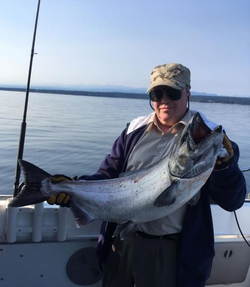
[0,90,249,195]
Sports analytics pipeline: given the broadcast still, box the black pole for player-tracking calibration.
[13,0,41,197]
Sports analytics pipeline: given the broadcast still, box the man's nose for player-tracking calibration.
[160,92,171,103]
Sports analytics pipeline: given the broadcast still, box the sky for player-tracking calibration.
[1,0,250,97]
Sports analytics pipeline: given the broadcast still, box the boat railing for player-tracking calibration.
[1,165,249,244]
[2,197,100,244]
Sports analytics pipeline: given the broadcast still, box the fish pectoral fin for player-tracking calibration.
[113,221,136,240]
[153,181,179,207]
[70,202,94,227]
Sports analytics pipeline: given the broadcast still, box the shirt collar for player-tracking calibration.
[146,109,193,133]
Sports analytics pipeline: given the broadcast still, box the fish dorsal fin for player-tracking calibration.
[70,202,95,227]
[153,181,179,207]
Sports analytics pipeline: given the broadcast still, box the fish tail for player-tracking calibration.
[8,160,51,207]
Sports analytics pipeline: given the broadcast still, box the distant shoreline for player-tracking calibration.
[1,87,250,105]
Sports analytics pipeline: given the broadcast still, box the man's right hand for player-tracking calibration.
[47,174,75,207]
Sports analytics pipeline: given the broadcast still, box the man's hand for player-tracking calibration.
[215,133,234,170]
[47,174,76,207]
[47,193,71,207]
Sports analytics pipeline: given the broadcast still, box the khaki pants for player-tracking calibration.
[102,232,180,287]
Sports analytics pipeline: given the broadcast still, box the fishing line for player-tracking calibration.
[234,210,250,247]
[235,167,250,247]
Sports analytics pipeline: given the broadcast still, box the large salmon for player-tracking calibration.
[9,112,224,234]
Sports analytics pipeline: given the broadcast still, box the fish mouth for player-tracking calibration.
[168,112,223,178]
[189,113,212,144]
[187,113,222,149]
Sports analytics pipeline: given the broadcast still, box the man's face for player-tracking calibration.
[152,85,189,129]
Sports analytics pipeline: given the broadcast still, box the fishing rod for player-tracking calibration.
[13,0,41,197]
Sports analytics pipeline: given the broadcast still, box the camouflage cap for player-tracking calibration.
[147,63,191,92]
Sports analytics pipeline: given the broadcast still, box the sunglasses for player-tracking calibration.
[149,87,183,102]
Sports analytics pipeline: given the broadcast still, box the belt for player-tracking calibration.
[135,231,180,240]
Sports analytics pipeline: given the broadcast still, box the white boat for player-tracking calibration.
[0,186,249,286]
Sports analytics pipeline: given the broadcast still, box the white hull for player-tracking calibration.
[0,196,249,287]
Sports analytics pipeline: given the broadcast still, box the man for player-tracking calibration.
[49,63,246,287]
